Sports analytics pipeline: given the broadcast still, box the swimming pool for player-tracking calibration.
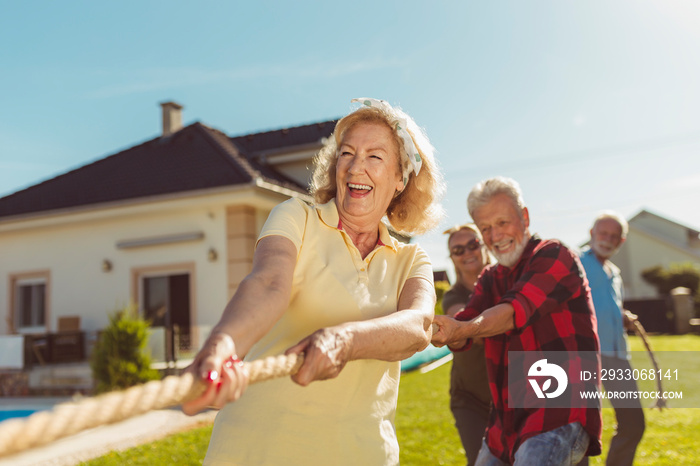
[0,409,41,422]
[0,397,67,424]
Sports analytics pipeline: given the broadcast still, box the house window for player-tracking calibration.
[18,282,46,327]
[10,272,50,333]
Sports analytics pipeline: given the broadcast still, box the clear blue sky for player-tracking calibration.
[2,1,699,274]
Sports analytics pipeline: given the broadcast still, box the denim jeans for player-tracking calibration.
[474,422,589,466]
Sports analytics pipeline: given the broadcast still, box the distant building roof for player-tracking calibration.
[628,209,700,255]
[629,209,700,237]
[0,119,337,220]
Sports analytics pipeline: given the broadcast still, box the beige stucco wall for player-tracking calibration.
[272,159,314,188]
[0,186,291,337]
[265,147,319,188]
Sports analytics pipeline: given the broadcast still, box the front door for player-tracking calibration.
[142,273,191,362]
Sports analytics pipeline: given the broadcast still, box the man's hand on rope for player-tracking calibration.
[285,326,353,386]
[623,309,639,332]
[182,332,250,416]
[431,315,468,350]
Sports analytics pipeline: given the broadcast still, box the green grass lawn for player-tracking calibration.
[81,335,700,466]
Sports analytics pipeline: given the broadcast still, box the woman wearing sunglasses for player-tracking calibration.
[443,224,492,465]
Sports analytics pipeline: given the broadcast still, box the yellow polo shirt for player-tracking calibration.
[205,198,433,465]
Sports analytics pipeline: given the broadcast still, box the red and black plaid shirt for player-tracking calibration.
[455,236,602,463]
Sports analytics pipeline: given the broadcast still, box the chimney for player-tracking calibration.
[160,101,183,137]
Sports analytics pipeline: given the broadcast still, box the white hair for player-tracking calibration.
[592,211,629,239]
[467,176,526,219]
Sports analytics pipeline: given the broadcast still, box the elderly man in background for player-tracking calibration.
[432,176,602,466]
[579,212,644,466]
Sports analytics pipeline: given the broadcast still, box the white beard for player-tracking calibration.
[591,238,619,259]
[491,234,529,268]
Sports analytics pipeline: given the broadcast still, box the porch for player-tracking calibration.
[0,325,203,397]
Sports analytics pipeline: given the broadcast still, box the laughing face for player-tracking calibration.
[473,193,531,268]
[335,122,404,226]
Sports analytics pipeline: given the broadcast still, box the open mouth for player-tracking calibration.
[348,182,373,194]
[493,239,514,253]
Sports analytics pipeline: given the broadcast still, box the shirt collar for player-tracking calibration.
[316,198,397,252]
[316,198,340,229]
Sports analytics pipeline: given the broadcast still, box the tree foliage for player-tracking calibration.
[641,262,700,315]
[90,305,160,394]
[641,262,700,295]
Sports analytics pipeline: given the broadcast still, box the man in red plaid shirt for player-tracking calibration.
[433,177,602,465]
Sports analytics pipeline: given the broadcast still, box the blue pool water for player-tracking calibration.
[0,409,38,422]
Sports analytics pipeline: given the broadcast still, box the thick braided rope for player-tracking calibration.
[0,353,303,458]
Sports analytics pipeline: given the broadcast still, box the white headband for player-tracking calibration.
[351,97,422,186]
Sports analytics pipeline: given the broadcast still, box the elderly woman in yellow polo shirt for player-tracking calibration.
[183,98,445,465]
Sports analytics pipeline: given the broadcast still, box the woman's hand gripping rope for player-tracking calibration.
[182,331,308,415]
[182,332,249,415]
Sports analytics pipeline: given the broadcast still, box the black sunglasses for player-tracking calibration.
[450,239,481,256]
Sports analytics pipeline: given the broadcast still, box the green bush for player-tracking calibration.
[435,280,451,315]
[90,305,160,394]
[641,262,700,295]
[641,262,700,316]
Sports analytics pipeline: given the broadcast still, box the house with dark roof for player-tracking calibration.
[0,102,336,364]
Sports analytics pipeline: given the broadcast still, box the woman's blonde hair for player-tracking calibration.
[310,105,444,235]
[443,223,484,245]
